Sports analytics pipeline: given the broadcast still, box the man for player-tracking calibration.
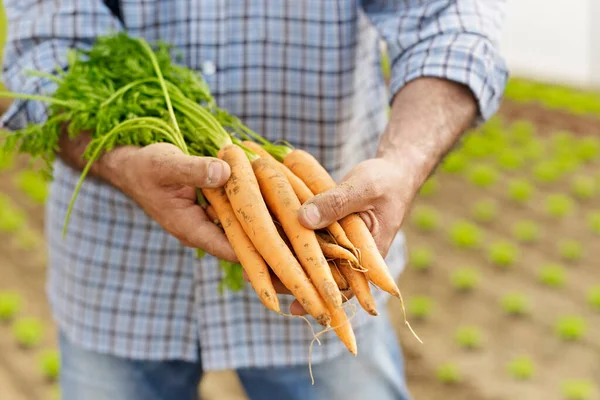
[1,1,508,399]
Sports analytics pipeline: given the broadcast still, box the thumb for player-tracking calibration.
[298,180,368,230]
[159,153,231,188]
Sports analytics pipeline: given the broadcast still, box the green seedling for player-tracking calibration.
[467,164,498,188]
[555,316,587,341]
[454,325,482,349]
[12,317,44,348]
[551,131,576,150]
[507,356,535,380]
[16,170,49,204]
[558,240,584,262]
[0,291,22,321]
[587,211,600,235]
[0,206,27,232]
[436,363,461,384]
[512,220,540,244]
[561,379,595,400]
[509,120,535,144]
[419,177,439,197]
[533,161,562,183]
[411,207,440,233]
[39,350,60,381]
[488,241,519,268]
[500,292,530,316]
[471,200,497,223]
[507,179,534,204]
[571,175,597,200]
[587,285,600,310]
[450,268,480,292]
[545,194,574,218]
[482,115,504,133]
[407,296,434,320]
[495,149,525,170]
[522,139,545,161]
[441,152,468,173]
[555,153,581,174]
[462,134,492,158]
[538,264,567,288]
[449,221,483,249]
[409,246,434,272]
[576,137,600,162]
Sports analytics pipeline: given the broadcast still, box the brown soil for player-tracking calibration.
[394,101,600,400]
[499,100,600,137]
[0,101,599,400]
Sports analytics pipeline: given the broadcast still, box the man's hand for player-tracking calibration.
[298,157,416,258]
[113,143,238,261]
[298,77,478,258]
[58,134,237,262]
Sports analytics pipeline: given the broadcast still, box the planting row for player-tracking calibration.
[0,289,60,400]
[434,360,595,400]
[505,78,600,117]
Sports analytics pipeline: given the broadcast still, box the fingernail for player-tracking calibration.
[207,161,223,184]
[303,203,321,226]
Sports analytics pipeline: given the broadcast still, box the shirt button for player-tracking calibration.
[202,60,216,76]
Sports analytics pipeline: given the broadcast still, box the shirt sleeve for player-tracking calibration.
[1,0,123,130]
[362,0,509,122]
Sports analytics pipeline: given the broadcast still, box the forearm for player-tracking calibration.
[377,77,477,189]
[57,131,133,190]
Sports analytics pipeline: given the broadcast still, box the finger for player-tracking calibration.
[156,152,231,188]
[289,300,307,316]
[270,274,293,295]
[340,289,355,303]
[205,205,220,225]
[298,176,373,230]
[170,206,238,262]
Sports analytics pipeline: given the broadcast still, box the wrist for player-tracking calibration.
[377,77,477,188]
[377,143,434,190]
[92,145,139,191]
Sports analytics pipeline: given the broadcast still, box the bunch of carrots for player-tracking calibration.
[0,33,417,356]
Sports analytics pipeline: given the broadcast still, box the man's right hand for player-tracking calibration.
[59,134,237,262]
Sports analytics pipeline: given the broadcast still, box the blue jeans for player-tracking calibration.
[59,312,412,400]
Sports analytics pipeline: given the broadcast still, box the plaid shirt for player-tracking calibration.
[1,0,508,369]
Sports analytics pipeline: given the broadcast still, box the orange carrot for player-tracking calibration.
[252,156,342,309]
[274,217,294,253]
[218,144,331,326]
[203,187,280,313]
[336,259,378,316]
[328,304,357,355]
[282,148,337,193]
[243,141,314,202]
[243,141,356,253]
[284,149,401,297]
[339,215,400,296]
[317,232,360,266]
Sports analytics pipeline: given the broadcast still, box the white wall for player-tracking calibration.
[501,0,593,88]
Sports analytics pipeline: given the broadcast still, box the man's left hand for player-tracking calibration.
[297,157,419,258]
